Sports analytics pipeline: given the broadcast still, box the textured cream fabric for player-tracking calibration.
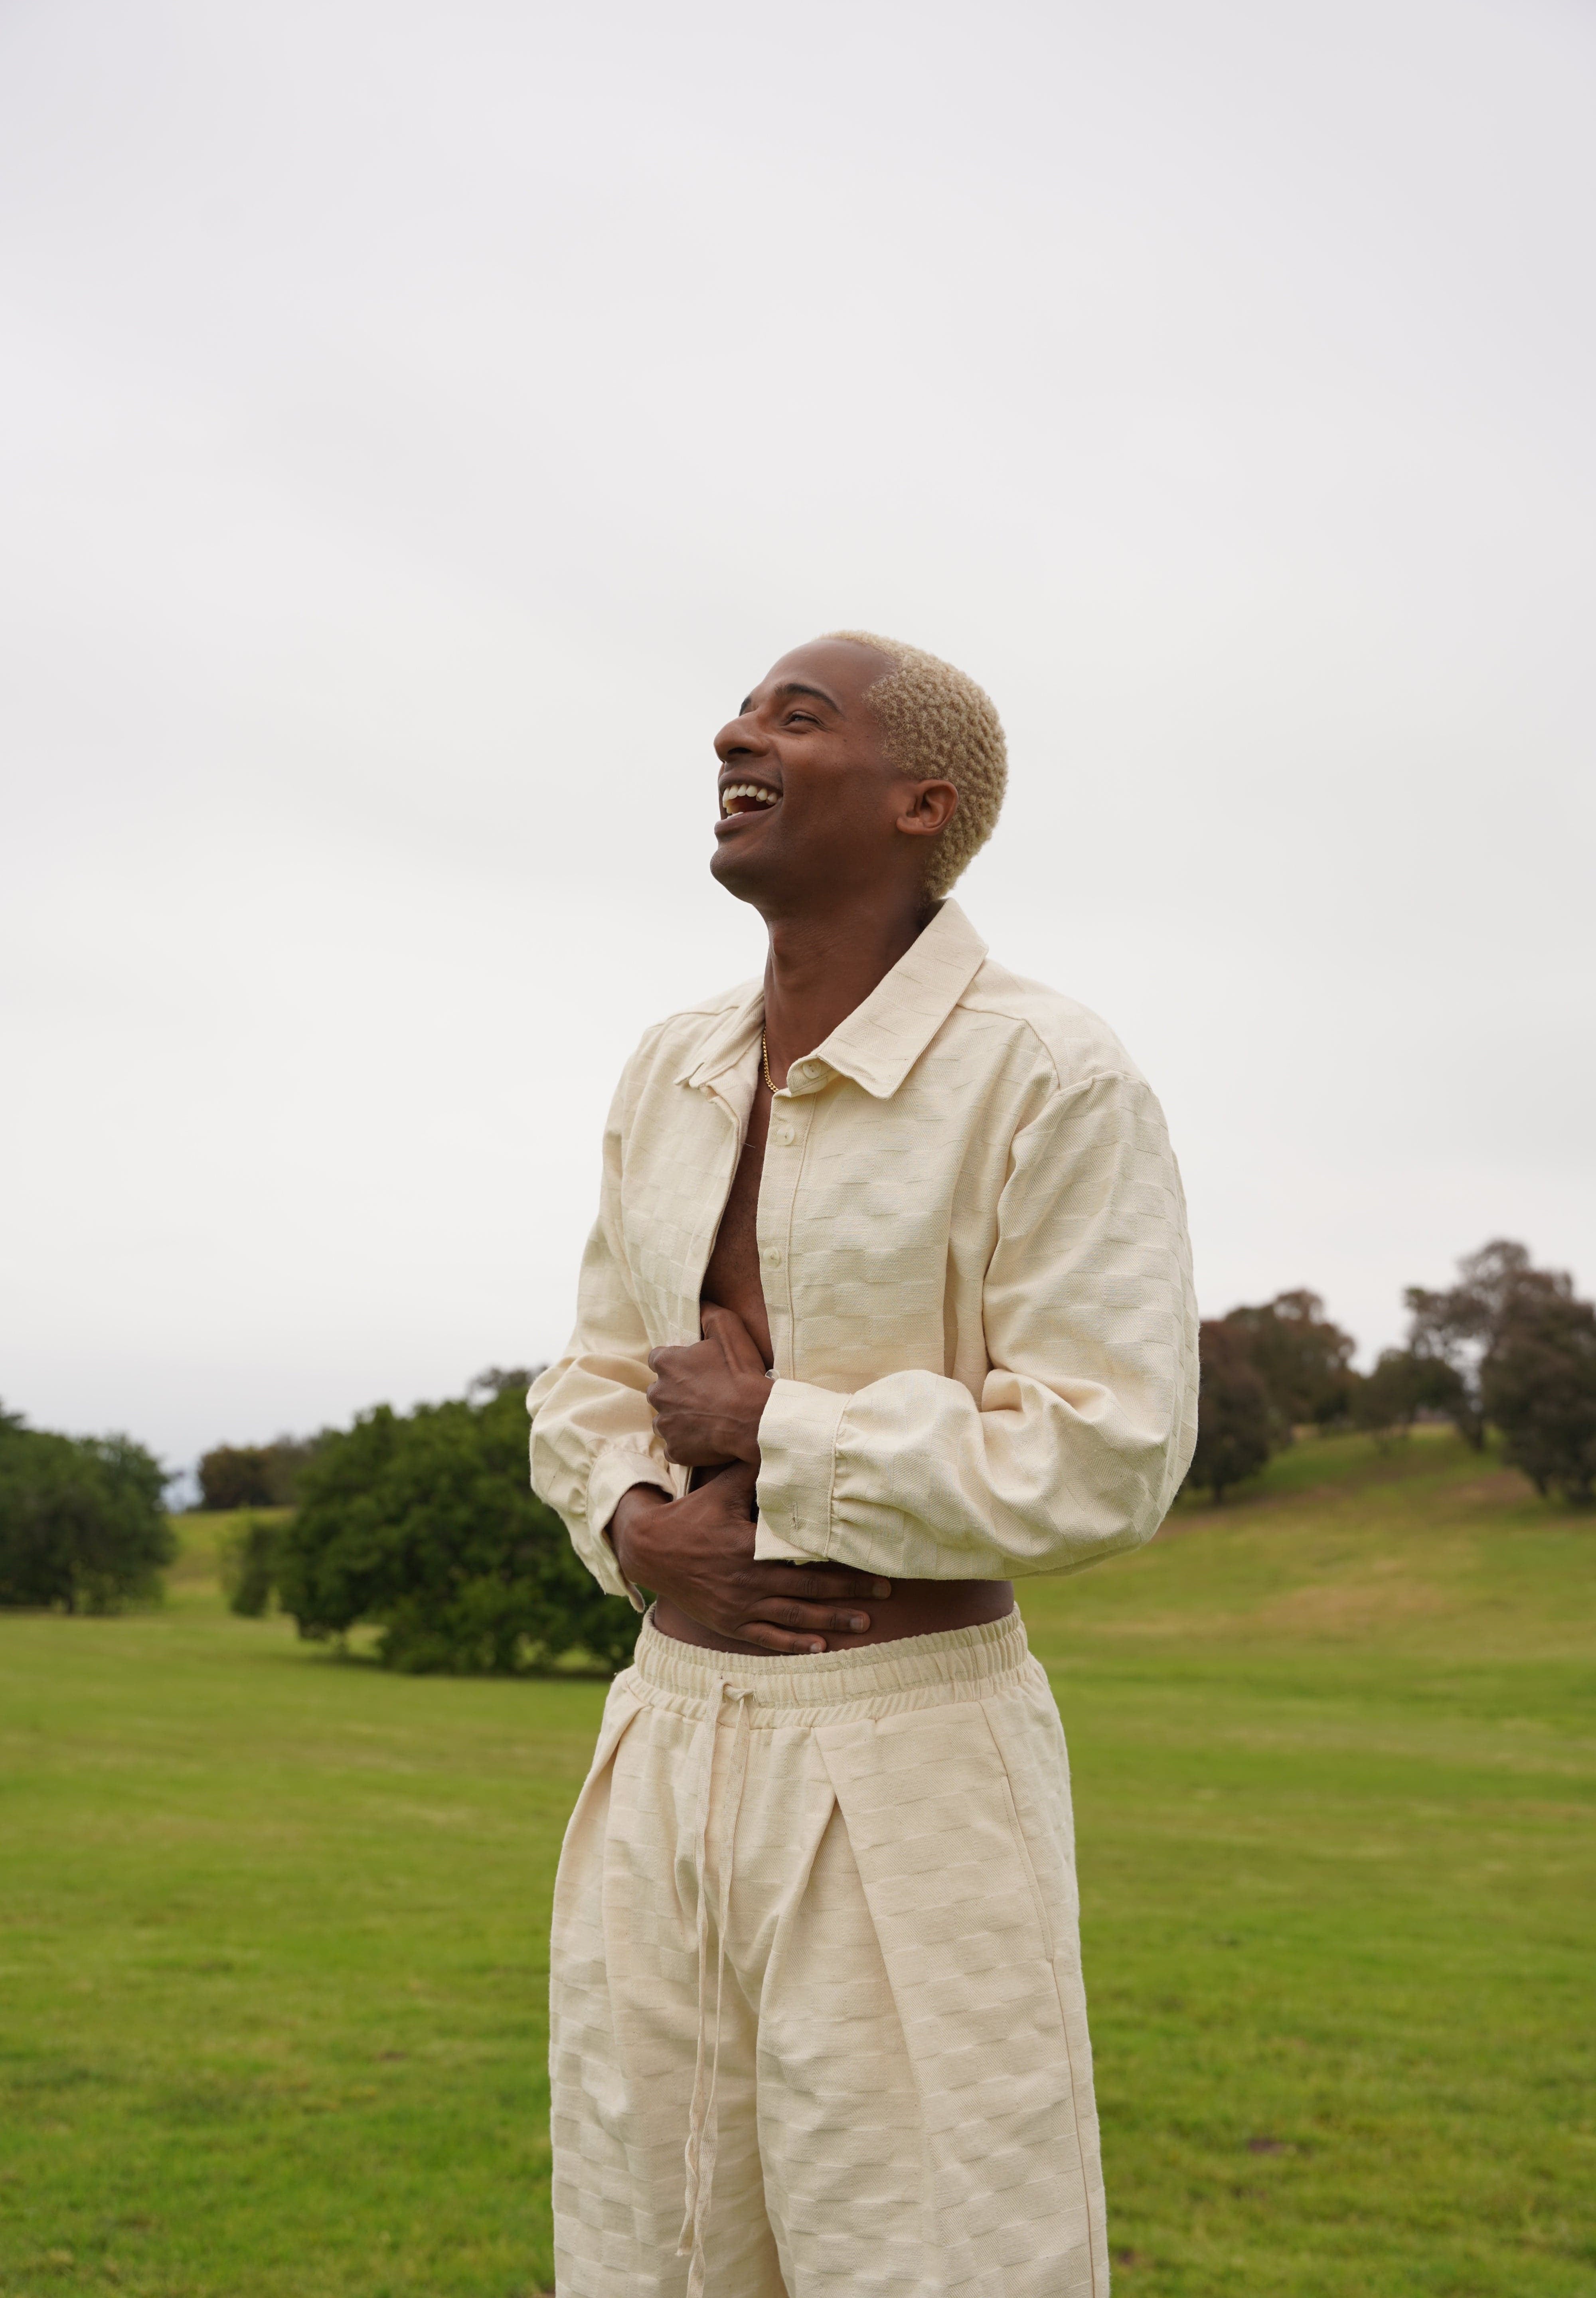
[528,900,1197,1601]
[550,1611,1111,2298]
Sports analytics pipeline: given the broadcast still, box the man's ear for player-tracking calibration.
[897,780,959,838]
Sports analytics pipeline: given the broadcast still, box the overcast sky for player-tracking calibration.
[3,0,1592,1474]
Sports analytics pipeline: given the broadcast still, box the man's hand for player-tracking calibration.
[609,1469,891,1655]
[646,1304,770,1468]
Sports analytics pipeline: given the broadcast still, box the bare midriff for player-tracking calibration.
[650,1089,1015,1656]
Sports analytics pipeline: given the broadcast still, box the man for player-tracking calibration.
[529,632,1197,2298]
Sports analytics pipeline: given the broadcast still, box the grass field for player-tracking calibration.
[1,1431,1593,2297]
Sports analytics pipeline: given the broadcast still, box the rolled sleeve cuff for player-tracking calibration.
[583,1442,674,1611]
[755,1378,846,1560]
[751,1519,828,1567]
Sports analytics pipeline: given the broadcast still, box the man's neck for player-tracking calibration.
[760,895,936,1074]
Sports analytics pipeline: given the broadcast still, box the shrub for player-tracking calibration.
[1184,1322,1273,1502]
[0,1408,174,1612]
[275,1381,638,1674]
[219,1512,284,1617]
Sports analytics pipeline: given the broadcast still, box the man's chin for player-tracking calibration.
[709,840,780,904]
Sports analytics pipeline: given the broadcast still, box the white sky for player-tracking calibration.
[3,0,1593,1473]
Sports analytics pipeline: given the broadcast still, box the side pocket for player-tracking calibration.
[984,1711,1057,1964]
[551,1682,644,1917]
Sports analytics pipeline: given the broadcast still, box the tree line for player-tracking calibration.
[1188,1238,1596,1504]
[4,1236,1590,1666]
[1,1369,634,1675]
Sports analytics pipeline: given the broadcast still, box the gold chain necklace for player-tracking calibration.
[760,1030,777,1094]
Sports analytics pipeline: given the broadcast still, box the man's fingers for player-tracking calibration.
[700,1302,768,1372]
[770,1568,892,1602]
[735,1621,830,1656]
[743,1597,871,1636]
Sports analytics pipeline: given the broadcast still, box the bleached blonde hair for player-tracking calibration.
[825,631,1007,900]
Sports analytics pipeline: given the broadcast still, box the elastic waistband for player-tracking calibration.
[628,1607,1034,1719]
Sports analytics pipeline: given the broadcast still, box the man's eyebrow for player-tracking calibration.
[759,680,843,712]
[737,678,845,717]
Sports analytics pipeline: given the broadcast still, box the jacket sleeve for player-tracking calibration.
[753,1070,1198,1582]
[527,1053,674,1608]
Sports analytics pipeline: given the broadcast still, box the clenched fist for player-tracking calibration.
[646,1302,771,1469]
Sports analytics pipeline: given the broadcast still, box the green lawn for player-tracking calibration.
[1,1433,1592,2297]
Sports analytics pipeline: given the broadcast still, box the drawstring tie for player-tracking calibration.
[678,1679,755,2298]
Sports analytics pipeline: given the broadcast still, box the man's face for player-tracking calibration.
[710,639,938,911]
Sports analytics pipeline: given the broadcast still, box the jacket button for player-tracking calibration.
[763,1246,782,1268]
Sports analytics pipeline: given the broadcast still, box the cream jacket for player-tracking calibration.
[528,900,1197,1605]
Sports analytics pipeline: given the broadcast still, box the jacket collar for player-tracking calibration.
[676,900,989,1101]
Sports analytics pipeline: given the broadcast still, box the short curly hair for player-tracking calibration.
[825,631,1008,899]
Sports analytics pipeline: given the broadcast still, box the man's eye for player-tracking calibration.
[786,712,817,727]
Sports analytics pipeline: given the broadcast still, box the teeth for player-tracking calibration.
[720,783,779,813]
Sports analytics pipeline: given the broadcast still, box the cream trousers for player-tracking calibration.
[549,1611,1111,2298]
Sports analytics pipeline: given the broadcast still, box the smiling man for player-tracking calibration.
[528,633,1198,2298]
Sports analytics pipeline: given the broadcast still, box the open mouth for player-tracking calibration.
[719,782,780,818]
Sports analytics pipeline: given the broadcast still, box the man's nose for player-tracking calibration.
[714,711,770,762]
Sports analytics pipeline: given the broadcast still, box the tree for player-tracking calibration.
[1351,1348,1423,1439]
[1480,1283,1596,1505]
[1221,1289,1357,1432]
[198,1436,323,1511]
[1184,1321,1273,1502]
[1406,1240,1571,1452]
[1350,1346,1470,1441]
[0,1409,174,1613]
[274,1380,638,1674]
[468,1366,540,1400]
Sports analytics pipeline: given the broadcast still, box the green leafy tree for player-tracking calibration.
[1480,1282,1596,1505]
[1185,1322,1273,1502]
[1221,1289,1358,1432]
[0,1408,174,1612]
[275,1377,637,1673]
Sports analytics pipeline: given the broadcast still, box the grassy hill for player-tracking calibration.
[0,1431,1591,2297]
